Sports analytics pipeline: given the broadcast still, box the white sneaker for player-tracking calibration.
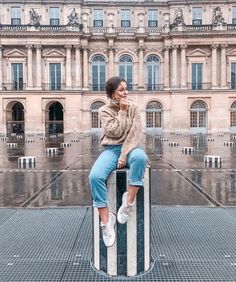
[100,213,116,247]
[117,192,135,224]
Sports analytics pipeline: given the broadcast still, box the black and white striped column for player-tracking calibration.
[92,166,151,277]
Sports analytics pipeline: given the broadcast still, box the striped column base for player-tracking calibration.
[92,166,151,277]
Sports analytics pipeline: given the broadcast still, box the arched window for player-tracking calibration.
[146,55,161,91]
[146,101,163,129]
[190,100,207,132]
[12,102,24,121]
[91,101,105,129]
[8,102,25,134]
[92,55,106,91]
[230,101,236,127]
[119,55,133,90]
[46,101,64,134]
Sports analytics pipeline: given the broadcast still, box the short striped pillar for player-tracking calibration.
[92,166,151,277]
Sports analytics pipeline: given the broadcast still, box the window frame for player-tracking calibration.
[11,6,21,25]
[121,9,131,27]
[91,55,106,91]
[191,63,203,90]
[233,7,236,24]
[49,7,60,26]
[148,9,158,27]
[11,63,23,90]
[192,7,203,25]
[49,63,62,90]
[93,9,103,27]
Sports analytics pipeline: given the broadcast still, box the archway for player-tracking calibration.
[6,101,25,135]
[91,101,105,130]
[146,101,163,132]
[45,101,64,134]
[190,100,208,134]
[230,101,236,133]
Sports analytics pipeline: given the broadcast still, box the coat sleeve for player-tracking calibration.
[118,105,143,163]
[100,108,127,138]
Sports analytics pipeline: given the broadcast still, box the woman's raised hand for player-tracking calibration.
[120,98,128,111]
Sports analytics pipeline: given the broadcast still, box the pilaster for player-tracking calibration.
[26,44,33,89]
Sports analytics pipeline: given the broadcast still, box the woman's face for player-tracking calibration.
[112,81,128,100]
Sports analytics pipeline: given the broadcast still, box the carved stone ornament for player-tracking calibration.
[29,8,41,26]
[172,8,185,27]
[212,7,226,26]
[67,8,80,26]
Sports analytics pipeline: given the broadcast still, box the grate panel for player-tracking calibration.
[68,208,92,261]
[0,209,16,225]
[0,208,87,262]
[0,261,66,282]
[1,207,236,281]
[151,207,236,262]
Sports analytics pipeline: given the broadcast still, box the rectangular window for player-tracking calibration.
[148,10,158,27]
[12,63,23,90]
[92,65,105,91]
[11,7,21,25]
[192,63,203,90]
[233,7,236,25]
[147,64,160,90]
[231,63,236,89]
[93,9,103,27]
[121,9,131,27]
[50,7,60,25]
[192,7,202,25]
[119,65,133,90]
[49,63,61,90]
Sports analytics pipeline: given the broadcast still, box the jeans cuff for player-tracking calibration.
[93,200,109,208]
[128,180,144,186]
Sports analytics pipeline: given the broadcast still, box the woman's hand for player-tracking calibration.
[117,159,126,169]
[120,98,128,111]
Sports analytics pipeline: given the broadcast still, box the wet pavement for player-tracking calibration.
[0,132,236,208]
[1,132,236,281]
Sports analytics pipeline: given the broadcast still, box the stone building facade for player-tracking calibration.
[1,0,236,135]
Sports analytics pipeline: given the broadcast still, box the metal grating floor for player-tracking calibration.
[0,207,236,281]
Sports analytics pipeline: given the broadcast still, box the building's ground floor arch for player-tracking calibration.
[230,101,236,134]
[45,101,64,135]
[91,101,105,131]
[145,100,163,133]
[190,100,208,134]
[5,101,25,136]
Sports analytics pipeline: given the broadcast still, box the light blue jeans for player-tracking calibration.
[89,145,148,208]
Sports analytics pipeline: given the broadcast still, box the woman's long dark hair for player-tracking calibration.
[105,76,127,99]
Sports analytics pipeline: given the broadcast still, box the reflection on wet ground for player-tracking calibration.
[0,132,236,207]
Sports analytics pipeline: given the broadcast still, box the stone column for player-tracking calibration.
[164,46,170,89]
[0,46,2,90]
[180,45,187,88]
[172,45,178,88]
[26,45,33,89]
[138,47,144,89]
[108,47,114,78]
[82,46,89,90]
[211,44,218,88]
[220,44,227,88]
[65,45,72,89]
[35,45,42,90]
[74,45,82,89]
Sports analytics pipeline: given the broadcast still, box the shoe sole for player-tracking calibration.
[106,213,116,247]
[117,192,128,224]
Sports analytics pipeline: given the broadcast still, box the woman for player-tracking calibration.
[89,76,148,247]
